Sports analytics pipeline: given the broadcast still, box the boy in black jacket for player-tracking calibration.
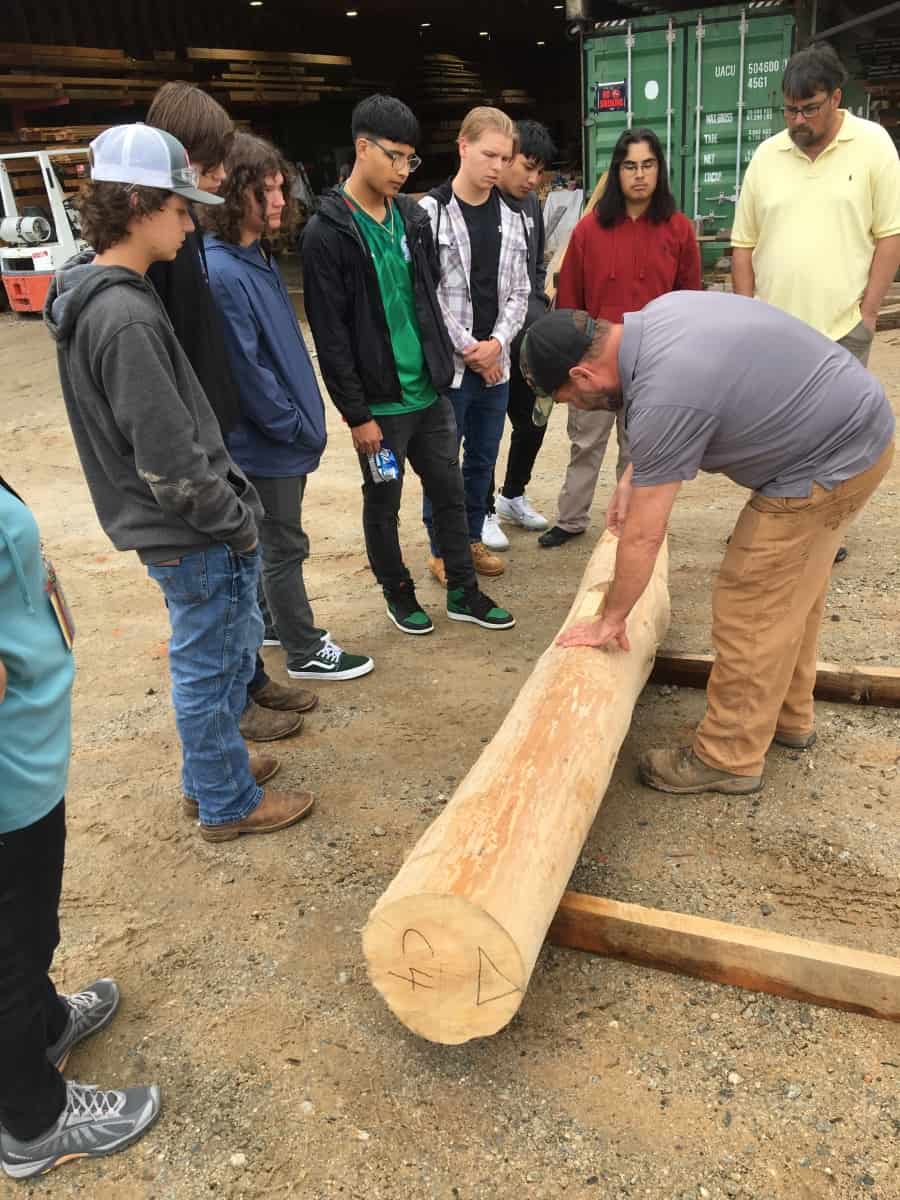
[303,95,514,634]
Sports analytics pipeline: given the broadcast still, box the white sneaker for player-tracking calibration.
[495,493,549,531]
[481,513,509,552]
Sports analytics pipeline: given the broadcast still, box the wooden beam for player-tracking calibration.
[187,46,351,67]
[549,892,900,1022]
[650,652,900,707]
[363,533,671,1044]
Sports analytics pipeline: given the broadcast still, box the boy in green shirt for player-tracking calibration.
[303,95,514,634]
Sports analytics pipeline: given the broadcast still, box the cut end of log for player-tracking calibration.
[363,894,526,1044]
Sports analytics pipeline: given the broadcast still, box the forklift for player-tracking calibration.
[0,147,88,314]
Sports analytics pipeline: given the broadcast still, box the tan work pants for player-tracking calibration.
[694,440,895,777]
[555,407,630,534]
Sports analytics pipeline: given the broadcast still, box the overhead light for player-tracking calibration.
[249,1,262,6]
[554,3,563,8]
[537,39,546,44]
[479,30,489,37]
[346,8,358,14]
[420,21,431,27]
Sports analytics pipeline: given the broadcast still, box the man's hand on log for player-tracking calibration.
[556,616,631,652]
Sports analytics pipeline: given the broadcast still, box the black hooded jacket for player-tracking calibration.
[301,189,454,428]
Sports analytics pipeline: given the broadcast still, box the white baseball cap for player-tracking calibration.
[89,123,224,205]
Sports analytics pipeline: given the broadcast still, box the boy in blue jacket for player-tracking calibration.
[204,133,373,682]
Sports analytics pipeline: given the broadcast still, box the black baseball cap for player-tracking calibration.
[520,309,597,426]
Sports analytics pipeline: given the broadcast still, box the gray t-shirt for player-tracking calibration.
[619,291,895,496]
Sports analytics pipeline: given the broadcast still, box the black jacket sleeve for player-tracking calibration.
[301,221,373,428]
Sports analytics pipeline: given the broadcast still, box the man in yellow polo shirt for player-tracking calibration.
[731,41,899,563]
[732,42,900,367]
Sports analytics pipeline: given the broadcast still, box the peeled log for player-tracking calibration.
[363,533,670,1043]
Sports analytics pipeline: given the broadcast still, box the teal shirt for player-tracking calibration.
[0,486,74,833]
[344,191,438,416]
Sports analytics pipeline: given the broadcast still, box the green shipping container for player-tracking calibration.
[583,3,795,267]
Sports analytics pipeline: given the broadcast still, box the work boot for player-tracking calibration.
[47,979,120,1072]
[638,746,762,795]
[239,699,303,742]
[772,729,817,750]
[0,1081,161,1180]
[250,678,319,713]
[183,754,280,818]
[428,555,447,586]
[470,541,505,577]
[200,787,316,843]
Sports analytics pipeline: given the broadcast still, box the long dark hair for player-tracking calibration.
[595,127,676,228]
[201,132,296,245]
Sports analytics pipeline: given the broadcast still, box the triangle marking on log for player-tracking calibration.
[476,946,522,1006]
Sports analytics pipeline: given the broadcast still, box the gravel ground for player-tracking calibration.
[0,307,897,1200]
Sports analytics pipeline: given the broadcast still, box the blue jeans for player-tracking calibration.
[147,545,263,826]
[423,369,509,554]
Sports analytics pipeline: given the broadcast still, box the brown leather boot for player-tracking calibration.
[239,699,303,742]
[200,787,315,843]
[470,541,505,577]
[183,754,280,818]
[250,678,319,713]
[428,555,447,586]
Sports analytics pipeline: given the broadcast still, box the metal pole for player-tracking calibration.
[734,9,747,202]
[666,18,674,174]
[626,22,634,130]
[693,14,704,222]
[813,0,900,40]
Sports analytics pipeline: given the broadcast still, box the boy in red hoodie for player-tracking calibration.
[538,127,701,548]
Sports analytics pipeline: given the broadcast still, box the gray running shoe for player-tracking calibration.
[0,1080,161,1179]
[47,979,120,1071]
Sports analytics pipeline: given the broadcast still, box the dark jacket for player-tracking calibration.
[146,222,242,436]
[501,188,550,338]
[204,236,327,479]
[301,189,454,428]
[44,253,261,564]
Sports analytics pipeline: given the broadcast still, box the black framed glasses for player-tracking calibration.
[621,158,658,175]
[366,138,422,173]
[782,97,830,119]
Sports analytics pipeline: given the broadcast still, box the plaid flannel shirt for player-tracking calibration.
[419,189,530,388]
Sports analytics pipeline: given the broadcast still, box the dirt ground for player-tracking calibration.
[2,299,899,1200]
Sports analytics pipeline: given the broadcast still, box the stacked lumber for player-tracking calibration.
[0,42,189,103]
[187,47,355,107]
[499,88,535,107]
[413,54,488,107]
[0,129,88,213]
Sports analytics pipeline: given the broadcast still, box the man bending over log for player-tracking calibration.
[521,293,895,796]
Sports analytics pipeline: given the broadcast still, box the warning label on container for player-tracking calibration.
[593,81,628,113]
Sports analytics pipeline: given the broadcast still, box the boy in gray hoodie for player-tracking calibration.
[45,123,314,843]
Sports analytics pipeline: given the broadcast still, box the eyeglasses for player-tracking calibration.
[365,138,422,173]
[620,158,658,175]
[782,97,830,119]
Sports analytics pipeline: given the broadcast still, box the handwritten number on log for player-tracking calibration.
[387,928,438,992]
[387,966,435,991]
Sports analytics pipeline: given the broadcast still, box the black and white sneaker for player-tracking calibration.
[47,979,121,1071]
[447,586,515,630]
[0,1080,161,1180]
[287,637,374,681]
